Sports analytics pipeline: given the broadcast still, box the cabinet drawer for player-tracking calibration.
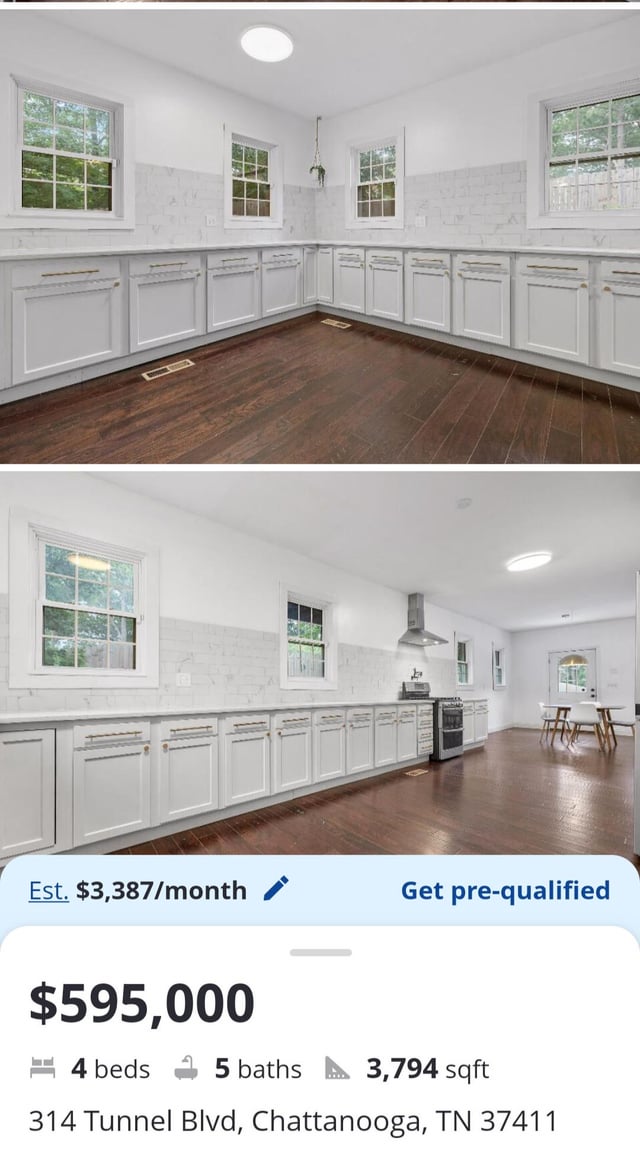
[407,251,450,270]
[161,716,218,741]
[516,255,589,280]
[600,259,640,282]
[313,709,346,726]
[335,248,364,265]
[129,253,202,277]
[73,721,150,749]
[226,713,271,734]
[347,707,374,723]
[456,253,511,275]
[274,711,312,729]
[375,706,398,721]
[261,247,301,265]
[207,249,259,271]
[11,257,121,289]
[367,249,403,266]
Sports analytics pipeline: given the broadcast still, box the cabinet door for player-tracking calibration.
[463,707,475,747]
[12,278,124,385]
[515,275,589,363]
[208,268,260,332]
[474,703,489,743]
[317,248,334,304]
[334,254,365,313]
[366,255,403,321]
[159,735,219,823]
[303,247,318,305]
[599,279,640,377]
[404,263,451,331]
[0,729,55,858]
[374,716,397,767]
[73,742,150,845]
[313,721,346,782]
[272,725,313,793]
[223,732,271,805]
[454,261,511,346]
[261,259,302,317]
[346,714,374,774]
[397,711,418,762]
[129,271,204,353]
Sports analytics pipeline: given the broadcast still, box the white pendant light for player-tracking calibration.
[506,552,552,573]
[241,26,294,63]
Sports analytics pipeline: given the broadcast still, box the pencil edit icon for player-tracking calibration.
[263,875,289,901]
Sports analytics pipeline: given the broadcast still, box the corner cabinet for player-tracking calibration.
[272,711,313,793]
[453,253,511,346]
[260,249,302,317]
[334,248,365,313]
[313,709,346,782]
[11,257,124,385]
[0,729,55,858]
[129,254,205,353]
[366,250,403,321]
[222,714,271,806]
[158,717,219,824]
[207,250,261,333]
[404,251,451,332]
[598,259,640,378]
[72,723,151,845]
[515,255,589,364]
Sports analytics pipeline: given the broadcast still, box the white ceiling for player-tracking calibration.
[46,10,629,119]
[93,471,640,632]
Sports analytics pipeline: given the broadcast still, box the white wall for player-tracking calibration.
[0,16,313,186]
[511,618,635,728]
[320,16,640,180]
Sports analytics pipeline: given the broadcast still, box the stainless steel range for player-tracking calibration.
[399,684,464,762]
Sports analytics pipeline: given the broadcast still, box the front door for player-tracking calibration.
[548,648,598,706]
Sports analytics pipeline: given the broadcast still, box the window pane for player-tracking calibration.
[256,165,268,183]
[385,161,396,179]
[383,199,396,217]
[257,149,268,168]
[23,122,54,149]
[258,200,271,217]
[551,131,577,158]
[576,159,609,210]
[299,604,311,623]
[85,108,110,157]
[56,155,84,185]
[77,580,108,609]
[312,607,323,626]
[613,95,640,123]
[86,159,111,187]
[55,125,85,154]
[551,107,577,134]
[87,185,111,211]
[77,641,108,669]
[45,544,76,577]
[56,184,85,210]
[578,126,609,154]
[245,200,258,216]
[549,163,577,211]
[109,615,135,643]
[22,180,54,208]
[357,201,369,217]
[43,606,75,637]
[43,638,75,667]
[232,179,244,199]
[382,181,395,199]
[24,91,53,123]
[22,152,54,181]
[77,611,108,639]
[55,100,84,129]
[46,574,75,604]
[110,643,135,670]
[109,585,134,612]
[232,199,244,216]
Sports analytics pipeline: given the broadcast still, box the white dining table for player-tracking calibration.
[542,704,626,750]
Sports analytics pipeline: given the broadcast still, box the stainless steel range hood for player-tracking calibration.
[398,593,448,647]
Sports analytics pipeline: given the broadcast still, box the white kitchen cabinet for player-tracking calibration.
[317,247,334,304]
[73,739,151,845]
[404,251,451,332]
[223,714,271,806]
[453,253,511,347]
[313,710,346,782]
[0,729,55,858]
[515,256,589,364]
[346,707,374,775]
[11,257,124,385]
[417,704,434,758]
[261,249,302,317]
[397,705,418,762]
[303,247,318,305]
[272,711,313,793]
[463,703,475,747]
[129,254,204,353]
[474,701,489,744]
[158,718,218,824]
[334,248,365,313]
[375,706,397,768]
[207,250,260,333]
[366,250,403,321]
[598,260,640,378]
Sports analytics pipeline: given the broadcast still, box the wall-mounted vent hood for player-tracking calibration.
[398,593,448,647]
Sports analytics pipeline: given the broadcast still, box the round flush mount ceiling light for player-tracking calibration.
[506,552,552,573]
[240,26,294,63]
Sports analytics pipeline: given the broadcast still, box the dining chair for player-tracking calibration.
[606,718,635,746]
[568,703,607,752]
[538,703,571,744]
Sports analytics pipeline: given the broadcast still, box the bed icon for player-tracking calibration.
[174,1055,198,1080]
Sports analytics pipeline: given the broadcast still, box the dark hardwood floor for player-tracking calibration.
[116,730,638,865]
[2,315,639,464]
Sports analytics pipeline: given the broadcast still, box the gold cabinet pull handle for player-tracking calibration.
[85,730,143,739]
[41,268,100,277]
[169,724,213,733]
[526,264,579,272]
[149,261,188,268]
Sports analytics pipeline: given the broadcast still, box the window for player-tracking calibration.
[279,586,337,690]
[528,74,640,229]
[558,654,588,695]
[492,645,507,689]
[346,131,404,229]
[224,128,283,229]
[456,636,474,687]
[2,75,134,231]
[9,510,159,689]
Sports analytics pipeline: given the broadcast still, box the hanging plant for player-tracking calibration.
[309,115,326,188]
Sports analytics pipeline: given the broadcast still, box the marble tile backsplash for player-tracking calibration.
[0,596,458,715]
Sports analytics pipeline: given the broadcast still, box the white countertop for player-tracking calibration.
[1,240,639,262]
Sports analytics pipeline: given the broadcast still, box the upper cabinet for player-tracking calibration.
[453,253,511,346]
[129,254,205,354]
[404,251,451,332]
[515,255,589,364]
[597,259,640,378]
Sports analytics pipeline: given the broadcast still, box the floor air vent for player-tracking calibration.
[405,767,430,777]
[321,318,351,329]
[142,358,194,381]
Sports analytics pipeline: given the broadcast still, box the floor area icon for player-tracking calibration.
[325,1056,350,1079]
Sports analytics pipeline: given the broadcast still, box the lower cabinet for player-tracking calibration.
[375,706,398,768]
[317,247,334,304]
[0,729,55,858]
[514,256,589,364]
[129,255,205,353]
[207,251,260,332]
[313,710,346,782]
[73,739,151,845]
[272,712,313,793]
[223,715,271,806]
[334,249,366,313]
[397,705,418,762]
[404,252,451,332]
[261,249,303,316]
[598,260,640,378]
[158,718,219,823]
[463,703,475,747]
[346,708,374,775]
[303,247,318,305]
[463,701,489,748]
[366,251,403,321]
[453,254,511,346]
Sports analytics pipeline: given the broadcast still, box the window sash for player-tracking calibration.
[545,92,640,214]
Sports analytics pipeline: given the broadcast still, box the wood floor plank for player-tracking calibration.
[506,366,557,463]
[581,380,620,464]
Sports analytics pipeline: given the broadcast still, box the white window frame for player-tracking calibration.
[345,129,405,230]
[527,69,640,231]
[455,634,474,689]
[492,644,507,690]
[224,126,283,230]
[0,71,134,231]
[279,584,337,691]
[9,508,159,689]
